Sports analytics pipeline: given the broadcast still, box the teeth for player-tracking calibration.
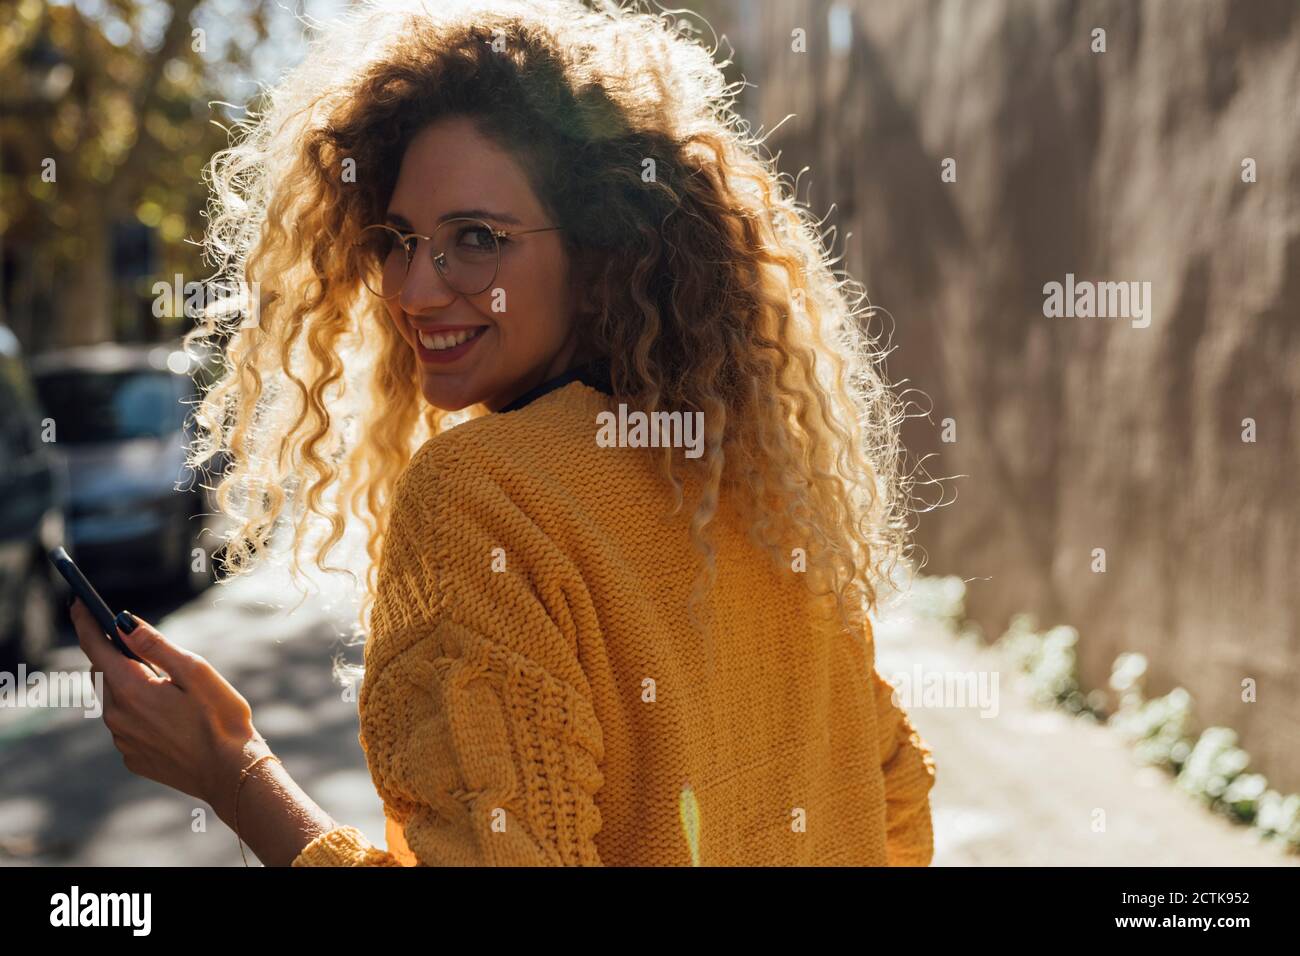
[417,328,481,350]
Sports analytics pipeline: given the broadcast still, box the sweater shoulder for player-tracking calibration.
[405,380,611,489]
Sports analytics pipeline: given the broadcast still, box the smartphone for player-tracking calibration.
[47,546,149,665]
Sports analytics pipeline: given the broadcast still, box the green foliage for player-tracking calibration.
[1103,650,1298,850]
[914,580,1300,855]
[993,614,1105,718]
[0,0,274,344]
[1108,655,1195,771]
[1254,790,1300,847]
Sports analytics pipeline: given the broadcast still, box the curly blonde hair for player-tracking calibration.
[185,0,913,647]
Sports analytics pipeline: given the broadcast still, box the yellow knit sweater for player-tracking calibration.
[291,370,936,866]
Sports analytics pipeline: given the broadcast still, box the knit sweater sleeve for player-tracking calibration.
[292,440,606,867]
[867,619,938,866]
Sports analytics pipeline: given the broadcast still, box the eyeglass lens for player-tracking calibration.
[359,219,500,298]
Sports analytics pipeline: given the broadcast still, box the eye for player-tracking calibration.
[455,224,498,251]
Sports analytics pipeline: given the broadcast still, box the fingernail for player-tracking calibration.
[115,610,138,635]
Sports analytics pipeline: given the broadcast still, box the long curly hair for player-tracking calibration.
[185,0,914,648]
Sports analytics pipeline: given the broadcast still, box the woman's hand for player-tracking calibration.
[71,598,265,814]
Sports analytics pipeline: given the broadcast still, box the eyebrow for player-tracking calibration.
[385,208,523,229]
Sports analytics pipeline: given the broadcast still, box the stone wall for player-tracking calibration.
[725,0,1300,788]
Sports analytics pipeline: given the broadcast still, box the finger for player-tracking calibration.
[70,596,104,665]
[71,598,149,686]
[114,610,201,687]
[101,680,130,731]
[97,658,126,740]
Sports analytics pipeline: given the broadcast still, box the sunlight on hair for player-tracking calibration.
[182,0,922,649]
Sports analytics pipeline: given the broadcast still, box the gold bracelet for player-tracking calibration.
[234,752,281,867]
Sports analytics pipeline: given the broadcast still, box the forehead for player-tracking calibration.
[387,117,544,225]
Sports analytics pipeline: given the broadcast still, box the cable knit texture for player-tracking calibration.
[291,378,936,867]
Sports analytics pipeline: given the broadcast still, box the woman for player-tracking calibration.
[72,0,936,866]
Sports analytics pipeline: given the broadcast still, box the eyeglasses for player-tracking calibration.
[355,217,563,299]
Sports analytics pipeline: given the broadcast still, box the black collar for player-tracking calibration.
[497,356,613,413]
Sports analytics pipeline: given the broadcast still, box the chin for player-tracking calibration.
[419,377,482,413]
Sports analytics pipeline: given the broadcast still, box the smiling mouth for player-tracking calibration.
[415,326,487,351]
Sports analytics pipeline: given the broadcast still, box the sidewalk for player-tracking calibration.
[872,605,1297,866]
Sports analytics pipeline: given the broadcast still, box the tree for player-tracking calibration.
[0,0,278,349]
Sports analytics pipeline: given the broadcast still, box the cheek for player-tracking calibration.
[385,301,410,342]
[493,269,568,343]
[501,295,567,356]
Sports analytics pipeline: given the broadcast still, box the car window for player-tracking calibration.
[32,370,192,444]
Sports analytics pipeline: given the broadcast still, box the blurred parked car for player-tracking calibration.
[0,323,68,668]
[29,341,229,598]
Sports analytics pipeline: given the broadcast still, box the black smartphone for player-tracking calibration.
[47,546,149,665]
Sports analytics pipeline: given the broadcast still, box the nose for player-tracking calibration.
[398,240,458,312]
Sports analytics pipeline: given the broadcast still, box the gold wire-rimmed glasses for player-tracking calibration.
[354,217,564,299]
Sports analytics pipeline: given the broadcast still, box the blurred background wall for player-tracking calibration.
[717,0,1300,789]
